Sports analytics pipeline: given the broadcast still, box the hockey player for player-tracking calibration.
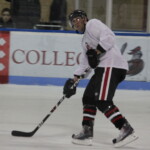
[63,10,138,147]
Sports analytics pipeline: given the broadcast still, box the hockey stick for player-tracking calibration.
[11,68,90,137]
[11,95,66,137]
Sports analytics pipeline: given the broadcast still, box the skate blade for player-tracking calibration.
[114,133,139,148]
[72,138,92,146]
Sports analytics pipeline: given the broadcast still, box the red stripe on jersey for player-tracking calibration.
[100,67,111,100]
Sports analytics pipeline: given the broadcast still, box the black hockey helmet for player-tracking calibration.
[68,9,87,23]
[68,10,87,29]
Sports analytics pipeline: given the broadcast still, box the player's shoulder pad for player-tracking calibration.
[86,19,103,30]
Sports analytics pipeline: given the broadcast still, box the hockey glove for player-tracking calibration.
[63,79,77,98]
[86,49,100,69]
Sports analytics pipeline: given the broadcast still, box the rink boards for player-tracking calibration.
[0,30,150,89]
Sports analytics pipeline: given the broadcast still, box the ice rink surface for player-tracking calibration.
[0,84,150,150]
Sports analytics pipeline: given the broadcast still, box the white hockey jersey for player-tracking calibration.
[74,19,128,76]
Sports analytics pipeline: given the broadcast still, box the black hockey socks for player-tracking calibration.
[82,105,97,127]
[104,105,126,129]
[96,101,126,129]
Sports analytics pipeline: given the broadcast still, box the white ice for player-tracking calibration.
[0,84,150,150]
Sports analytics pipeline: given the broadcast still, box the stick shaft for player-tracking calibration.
[11,95,66,137]
[11,67,90,137]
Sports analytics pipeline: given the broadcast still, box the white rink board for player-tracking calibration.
[8,31,150,81]
[9,32,83,78]
[116,36,148,81]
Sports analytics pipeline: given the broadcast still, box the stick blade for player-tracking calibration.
[11,130,34,137]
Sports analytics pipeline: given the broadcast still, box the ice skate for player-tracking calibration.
[72,125,93,146]
[113,122,138,147]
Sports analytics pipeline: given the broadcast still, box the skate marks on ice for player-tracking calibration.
[0,84,150,150]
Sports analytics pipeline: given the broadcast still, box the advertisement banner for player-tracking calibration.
[10,32,83,78]
[7,31,150,85]
[116,36,148,81]
[0,31,10,83]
